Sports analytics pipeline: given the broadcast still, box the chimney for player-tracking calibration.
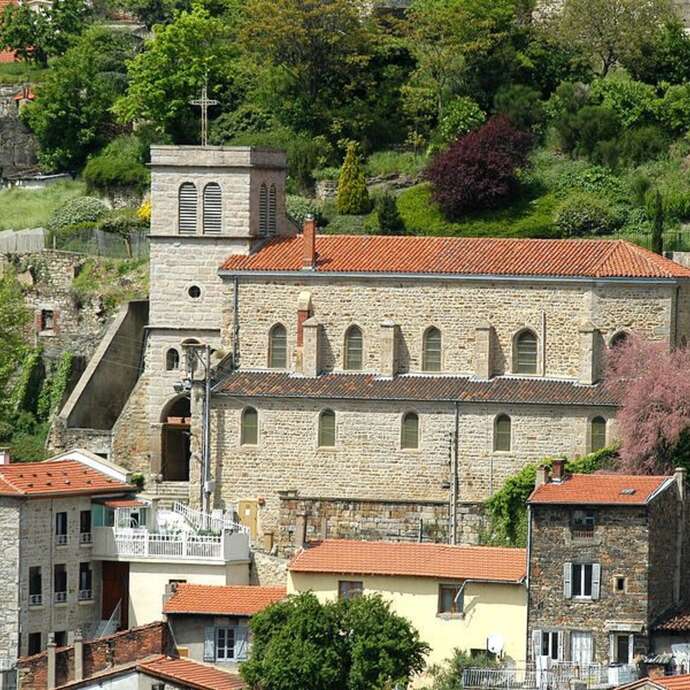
[379,321,399,378]
[301,317,321,377]
[474,320,494,380]
[578,321,600,385]
[552,459,566,482]
[675,467,687,502]
[73,629,84,682]
[0,448,10,465]
[535,465,549,488]
[302,215,316,270]
[47,634,56,690]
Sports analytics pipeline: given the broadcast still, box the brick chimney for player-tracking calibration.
[0,448,10,465]
[552,458,566,483]
[302,215,316,270]
[535,465,549,488]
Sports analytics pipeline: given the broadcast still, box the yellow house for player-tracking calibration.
[288,539,528,679]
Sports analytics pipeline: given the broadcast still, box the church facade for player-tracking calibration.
[105,145,690,552]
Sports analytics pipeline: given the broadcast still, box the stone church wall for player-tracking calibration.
[0,498,20,660]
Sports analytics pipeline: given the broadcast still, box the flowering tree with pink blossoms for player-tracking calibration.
[606,334,690,474]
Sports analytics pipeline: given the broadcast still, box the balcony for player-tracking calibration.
[28,594,42,607]
[80,532,92,545]
[54,591,67,604]
[55,534,69,546]
[78,589,93,601]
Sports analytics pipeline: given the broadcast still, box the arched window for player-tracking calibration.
[178,182,197,234]
[259,183,268,236]
[165,348,179,371]
[202,183,222,234]
[515,330,538,374]
[318,409,336,447]
[591,417,607,452]
[241,407,258,446]
[268,324,287,369]
[494,414,511,452]
[268,184,277,235]
[401,412,419,449]
[422,327,442,372]
[610,331,629,349]
[344,326,363,370]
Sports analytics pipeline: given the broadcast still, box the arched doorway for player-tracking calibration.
[161,396,191,481]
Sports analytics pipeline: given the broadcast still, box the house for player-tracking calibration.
[52,144,690,552]
[526,460,689,671]
[288,538,528,672]
[162,583,286,669]
[616,674,690,690]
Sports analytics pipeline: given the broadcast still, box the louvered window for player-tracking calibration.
[259,183,268,236]
[268,184,277,235]
[178,182,198,234]
[203,183,222,233]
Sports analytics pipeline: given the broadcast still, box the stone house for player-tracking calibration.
[57,145,690,550]
[526,460,688,668]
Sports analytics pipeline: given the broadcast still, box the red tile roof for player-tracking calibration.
[221,235,690,280]
[164,584,286,616]
[103,498,147,508]
[0,459,134,498]
[215,371,619,407]
[138,656,245,690]
[653,607,690,631]
[528,474,673,506]
[289,539,526,582]
[618,675,690,690]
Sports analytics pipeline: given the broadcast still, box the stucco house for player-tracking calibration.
[287,538,527,674]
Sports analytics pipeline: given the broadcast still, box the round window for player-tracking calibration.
[188,285,201,299]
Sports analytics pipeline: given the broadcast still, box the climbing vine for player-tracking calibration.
[37,351,73,419]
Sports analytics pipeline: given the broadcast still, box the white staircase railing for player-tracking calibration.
[92,600,121,640]
[173,501,249,534]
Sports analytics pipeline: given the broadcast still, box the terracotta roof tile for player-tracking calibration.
[654,607,690,631]
[138,656,245,690]
[221,235,690,280]
[0,459,133,497]
[164,584,286,616]
[528,474,673,506]
[103,498,147,508]
[618,675,690,690]
[215,371,619,407]
[289,539,526,582]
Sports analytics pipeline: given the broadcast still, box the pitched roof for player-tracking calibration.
[220,235,690,280]
[617,675,690,690]
[164,584,286,616]
[138,656,245,690]
[215,371,619,407]
[103,498,147,509]
[289,539,526,582]
[653,606,690,632]
[0,459,134,498]
[528,474,673,506]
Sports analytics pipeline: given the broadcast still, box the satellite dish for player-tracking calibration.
[488,634,504,655]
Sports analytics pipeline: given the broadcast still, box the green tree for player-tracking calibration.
[422,649,499,690]
[241,592,429,690]
[337,143,370,215]
[115,5,240,141]
[652,189,664,255]
[0,0,91,66]
[376,193,405,235]
[23,27,136,171]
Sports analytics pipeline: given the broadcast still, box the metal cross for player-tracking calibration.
[190,81,219,147]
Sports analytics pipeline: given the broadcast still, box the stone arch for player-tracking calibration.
[160,395,191,481]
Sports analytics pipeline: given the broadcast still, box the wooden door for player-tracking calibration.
[238,500,258,539]
[101,561,129,629]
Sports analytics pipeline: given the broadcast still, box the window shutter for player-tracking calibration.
[259,183,268,235]
[268,184,277,235]
[557,631,564,661]
[532,629,542,659]
[563,562,572,599]
[627,634,634,664]
[561,630,571,661]
[179,183,198,234]
[234,625,249,660]
[203,183,222,234]
[609,634,615,662]
[203,626,215,662]
[591,563,601,600]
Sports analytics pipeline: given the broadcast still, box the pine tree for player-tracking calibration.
[652,189,664,255]
[336,142,370,215]
[376,193,405,235]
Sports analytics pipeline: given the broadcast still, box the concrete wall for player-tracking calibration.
[0,497,20,660]
[288,572,527,676]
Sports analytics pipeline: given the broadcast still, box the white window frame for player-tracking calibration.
[564,562,600,600]
[216,626,235,661]
[610,633,634,664]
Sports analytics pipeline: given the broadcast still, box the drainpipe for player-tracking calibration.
[449,402,459,545]
[541,310,546,377]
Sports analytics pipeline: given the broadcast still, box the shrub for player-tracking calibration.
[572,105,621,163]
[365,151,427,178]
[286,195,323,228]
[336,143,370,215]
[433,97,485,150]
[425,116,534,218]
[619,126,669,166]
[48,196,108,233]
[375,193,405,235]
[554,191,620,236]
[494,84,545,133]
[590,75,658,129]
[82,135,149,193]
[422,649,500,690]
[98,208,147,236]
[656,83,690,134]
[137,198,151,223]
[312,167,341,181]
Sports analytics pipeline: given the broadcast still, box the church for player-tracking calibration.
[53,145,690,552]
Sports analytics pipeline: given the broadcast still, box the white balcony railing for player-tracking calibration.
[172,502,248,534]
[28,594,42,606]
[53,591,67,604]
[55,534,68,546]
[80,532,92,545]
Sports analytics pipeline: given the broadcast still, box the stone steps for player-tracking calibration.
[150,481,190,508]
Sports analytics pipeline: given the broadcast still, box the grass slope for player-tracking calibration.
[0,181,85,231]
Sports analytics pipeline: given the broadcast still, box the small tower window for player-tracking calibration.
[259,183,268,236]
[422,327,442,372]
[591,417,607,452]
[202,183,222,234]
[515,330,538,374]
[268,324,287,368]
[494,414,511,451]
[318,409,336,447]
[610,331,629,349]
[344,326,363,370]
[179,182,198,234]
[188,285,201,299]
[166,348,180,371]
[268,184,277,235]
[241,407,258,446]
[401,412,419,449]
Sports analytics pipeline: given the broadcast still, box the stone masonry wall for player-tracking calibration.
[0,498,20,660]
[250,550,289,586]
[110,374,151,475]
[528,503,656,662]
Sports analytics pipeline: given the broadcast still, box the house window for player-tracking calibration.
[590,417,607,452]
[259,183,268,236]
[401,412,419,450]
[241,407,258,445]
[216,627,235,660]
[54,631,67,647]
[55,512,68,545]
[79,563,92,601]
[179,182,198,234]
[344,326,363,370]
[572,510,595,539]
[29,566,42,606]
[422,327,442,372]
[205,625,249,663]
[542,631,560,660]
[54,564,67,604]
[268,324,287,368]
[612,633,633,664]
[166,348,180,371]
[614,576,626,593]
[28,632,41,656]
[338,581,363,601]
[571,631,594,666]
[41,309,55,331]
[202,182,222,233]
[438,584,463,615]
[564,561,601,599]
[515,330,538,374]
[80,510,91,545]
[494,415,511,452]
[318,409,336,448]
